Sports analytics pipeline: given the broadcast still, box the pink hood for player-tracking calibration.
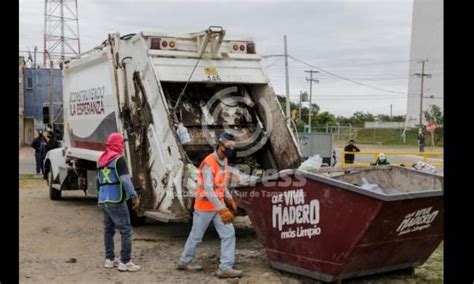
[98,132,124,167]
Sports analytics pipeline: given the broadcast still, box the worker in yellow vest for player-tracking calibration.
[178,132,242,278]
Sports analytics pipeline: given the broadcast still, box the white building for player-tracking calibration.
[405,0,443,128]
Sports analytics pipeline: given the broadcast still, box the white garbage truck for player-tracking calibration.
[45,26,302,224]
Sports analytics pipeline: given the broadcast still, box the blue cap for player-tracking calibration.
[219,132,235,142]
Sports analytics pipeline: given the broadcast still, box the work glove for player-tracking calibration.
[218,208,235,224]
[226,198,238,214]
[131,197,140,210]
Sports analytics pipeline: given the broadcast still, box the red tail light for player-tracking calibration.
[162,40,168,48]
[247,42,255,54]
[150,38,161,49]
[240,45,245,51]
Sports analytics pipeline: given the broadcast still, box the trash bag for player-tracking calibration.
[184,164,199,192]
[298,154,323,172]
[413,161,437,174]
[186,164,199,181]
[360,177,385,194]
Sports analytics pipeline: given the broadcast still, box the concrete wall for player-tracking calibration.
[23,68,63,130]
[405,0,443,128]
[364,121,405,129]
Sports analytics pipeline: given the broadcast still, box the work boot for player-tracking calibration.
[177,261,203,272]
[117,261,141,272]
[104,257,120,268]
[217,268,243,278]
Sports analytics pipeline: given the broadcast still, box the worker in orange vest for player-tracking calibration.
[178,132,242,278]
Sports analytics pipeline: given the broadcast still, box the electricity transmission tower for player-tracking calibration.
[43,0,81,68]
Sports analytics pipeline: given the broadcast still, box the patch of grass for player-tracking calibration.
[19,174,44,181]
[346,128,443,146]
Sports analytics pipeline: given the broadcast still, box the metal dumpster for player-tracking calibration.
[235,166,443,282]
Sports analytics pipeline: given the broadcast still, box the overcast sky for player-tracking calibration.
[20,0,414,117]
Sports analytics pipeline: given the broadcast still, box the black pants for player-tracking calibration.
[344,159,354,174]
[419,145,425,152]
[35,152,45,174]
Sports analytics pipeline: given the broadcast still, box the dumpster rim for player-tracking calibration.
[341,165,443,179]
[234,168,443,201]
[294,169,443,201]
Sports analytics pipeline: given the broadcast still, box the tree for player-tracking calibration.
[336,115,351,125]
[424,105,443,125]
[314,111,337,126]
[345,111,375,127]
[391,115,405,122]
[375,114,405,122]
[376,114,391,122]
[276,95,320,126]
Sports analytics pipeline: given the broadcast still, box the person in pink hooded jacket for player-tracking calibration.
[97,132,140,272]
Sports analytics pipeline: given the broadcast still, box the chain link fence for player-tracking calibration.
[307,124,443,146]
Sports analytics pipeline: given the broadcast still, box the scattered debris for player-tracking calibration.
[360,177,385,194]
[298,154,323,172]
[66,258,77,263]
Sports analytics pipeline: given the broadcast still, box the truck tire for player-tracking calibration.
[49,170,61,200]
[130,213,147,226]
[127,200,146,226]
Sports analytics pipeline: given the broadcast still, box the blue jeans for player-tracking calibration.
[35,152,44,174]
[180,210,236,270]
[99,202,133,263]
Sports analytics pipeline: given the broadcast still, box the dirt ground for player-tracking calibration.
[19,177,443,283]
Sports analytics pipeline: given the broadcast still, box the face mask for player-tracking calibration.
[223,147,234,159]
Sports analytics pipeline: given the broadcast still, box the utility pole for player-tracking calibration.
[284,35,291,125]
[298,90,308,123]
[34,46,37,68]
[45,50,54,127]
[50,58,54,127]
[305,70,319,133]
[413,59,431,133]
[390,104,393,120]
[299,90,302,122]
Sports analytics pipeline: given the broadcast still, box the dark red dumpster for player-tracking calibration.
[235,166,443,282]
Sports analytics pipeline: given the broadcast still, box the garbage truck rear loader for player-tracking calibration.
[45,26,302,224]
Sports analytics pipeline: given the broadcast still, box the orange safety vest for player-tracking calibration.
[195,153,228,212]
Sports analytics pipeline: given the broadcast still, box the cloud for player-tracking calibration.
[20,0,414,116]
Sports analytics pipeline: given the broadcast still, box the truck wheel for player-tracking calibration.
[130,213,147,226]
[48,170,61,200]
[127,200,146,226]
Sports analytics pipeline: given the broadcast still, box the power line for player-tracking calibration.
[288,55,406,95]
[316,60,415,68]
[264,57,282,69]
[261,55,414,67]
[266,72,408,81]
[261,54,284,59]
